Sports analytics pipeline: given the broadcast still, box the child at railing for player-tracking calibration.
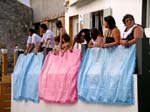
[88,28,104,48]
[61,33,71,56]
[53,36,60,55]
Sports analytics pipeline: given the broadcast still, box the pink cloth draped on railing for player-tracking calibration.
[39,49,82,103]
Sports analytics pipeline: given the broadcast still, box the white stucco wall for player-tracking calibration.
[11,76,138,112]
[65,0,143,34]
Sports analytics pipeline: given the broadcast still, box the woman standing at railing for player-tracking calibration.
[102,16,120,48]
[120,14,145,47]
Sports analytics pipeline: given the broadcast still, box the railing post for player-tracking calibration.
[81,44,87,55]
[136,38,150,112]
[1,49,8,80]
[13,48,18,67]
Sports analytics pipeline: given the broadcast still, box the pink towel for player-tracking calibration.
[39,49,81,103]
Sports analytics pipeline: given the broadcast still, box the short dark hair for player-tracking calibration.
[29,28,35,33]
[56,20,63,28]
[40,24,48,30]
[63,33,70,42]
[122,14,134,24]
[54,36,60,42]
[104,16,116,29]
[90,28,102,40]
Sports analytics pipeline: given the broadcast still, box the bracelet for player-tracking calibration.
[126,40,128,46]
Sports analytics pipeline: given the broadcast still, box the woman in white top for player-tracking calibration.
[120,14,145,47]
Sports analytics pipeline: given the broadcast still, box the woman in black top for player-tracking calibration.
[102,16,120,48]
[120,14,145,47]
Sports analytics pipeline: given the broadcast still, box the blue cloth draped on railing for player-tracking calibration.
[13,53,43,102]
[78,45,136,105]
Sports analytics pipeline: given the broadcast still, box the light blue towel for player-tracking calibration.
[78,45,136,105]
[13,53,34,100]
[21,53,44,102]
[13,53,43,102]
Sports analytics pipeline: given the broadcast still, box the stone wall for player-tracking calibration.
[0,0,32,73]
[0,0,33,57]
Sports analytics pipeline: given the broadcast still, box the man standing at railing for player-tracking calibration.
[24,29,41,54]
[35,24,54,55]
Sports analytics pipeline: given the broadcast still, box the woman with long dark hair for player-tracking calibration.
[102,16,120,48]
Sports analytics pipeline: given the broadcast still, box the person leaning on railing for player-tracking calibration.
[120,14,145,47]
[102,15,121,48]
[88,28,103,48]
[24,28,41,55]
[35,24,54,55]
[71,29,91,50]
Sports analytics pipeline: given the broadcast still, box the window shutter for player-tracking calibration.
[103,8,112,17]
[83,13,92,29]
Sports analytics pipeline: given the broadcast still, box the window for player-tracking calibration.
[91,11,103,35]
[142,0,150,28]
[142,0,150,37]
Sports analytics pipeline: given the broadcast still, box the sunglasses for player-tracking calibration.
[125,18,133,23]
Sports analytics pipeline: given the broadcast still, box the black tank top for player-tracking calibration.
[105,30,115,43]
[124,27,135,41]
[124,24,146,41]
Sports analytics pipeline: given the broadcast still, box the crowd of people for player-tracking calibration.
[24,14,145,56]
